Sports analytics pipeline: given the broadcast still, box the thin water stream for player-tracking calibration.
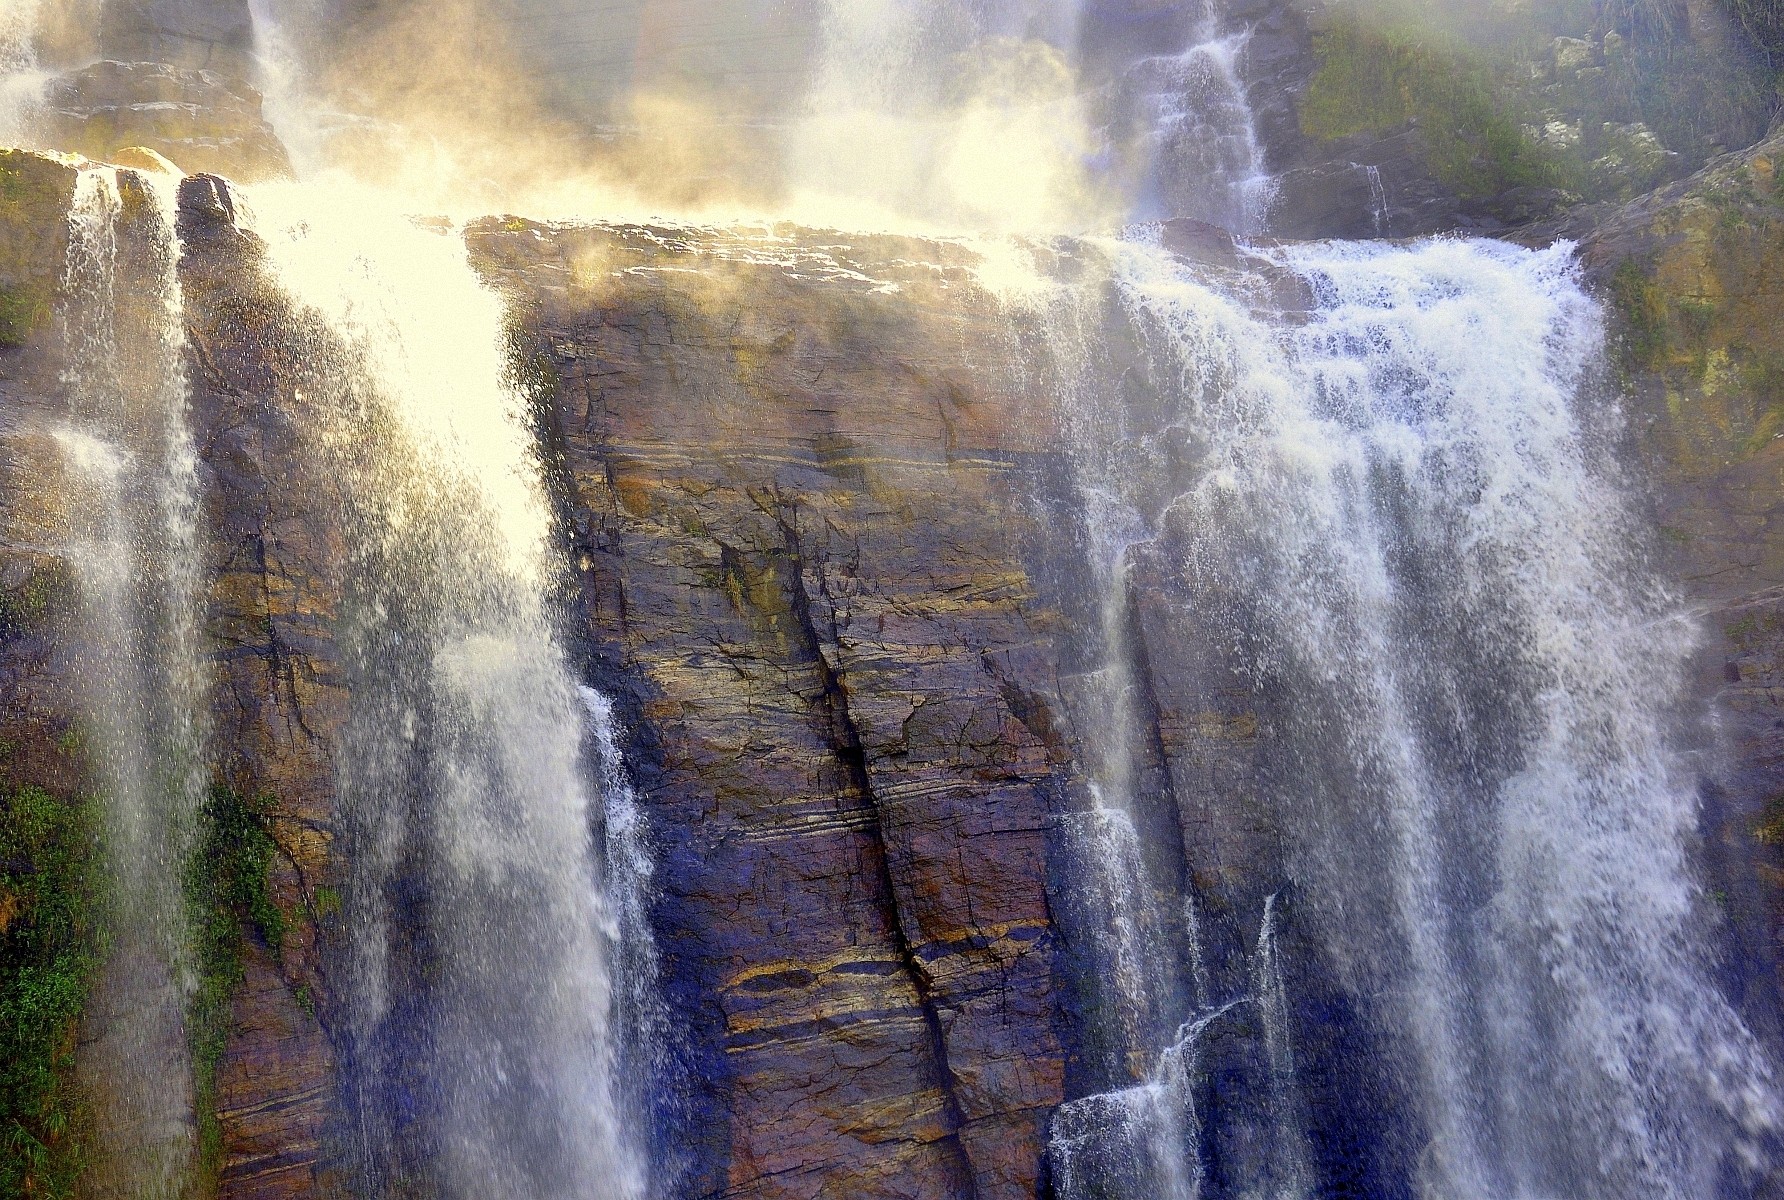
[58,165,207,1200]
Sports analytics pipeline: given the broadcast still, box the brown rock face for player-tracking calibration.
[40,60,292,182]
[176,173,354,1199]
[1578,128,1784,1015]
[467,222,1079,1200]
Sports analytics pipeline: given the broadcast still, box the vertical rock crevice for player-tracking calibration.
[764,489,982,1200]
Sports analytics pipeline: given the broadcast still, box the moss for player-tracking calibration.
[185,787,284,1187]
[1301,17,1562,199]
[1609,257,1669,369]
[0,785,101,1199]
[0,562,71,638]
[0,285,47,348]
[312,885,342,921]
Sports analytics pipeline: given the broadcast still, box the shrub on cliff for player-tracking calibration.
[0,786,99,1199]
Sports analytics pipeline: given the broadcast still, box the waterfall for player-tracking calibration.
[578,685,670,1124]
[1114,30,1272,231]
[1363,165,1391,236]
[1102,231,1783,1198]
[1250,895,1312,1199]
[243,179,651,1199]
[0,0,43,144]
[56,166,207,1199]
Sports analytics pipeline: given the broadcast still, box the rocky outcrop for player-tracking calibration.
[468,223,1081,1200]
[1573,127,1784,1015]
[39,60,291,182]
[1246,0,1777,240]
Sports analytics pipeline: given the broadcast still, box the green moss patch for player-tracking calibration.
[1301,17,1561,199]
[185,786,284,1184]
[0,785,101,1199]
[1609,257,1668,369]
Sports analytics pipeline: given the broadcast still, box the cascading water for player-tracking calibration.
[241,182,653,1199]
[1110,33,1271,230]
[579,686,671,1132]
[1250,895,1312,1199]
[1086,230,1784,1197]
[0,0,43,144]
[56,166,207,1199]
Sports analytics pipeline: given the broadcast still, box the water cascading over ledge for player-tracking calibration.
[5,0,1784,1195]
[1004,230,1784,1199]
[0,153,1779,1200]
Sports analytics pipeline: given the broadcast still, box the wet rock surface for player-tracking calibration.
[1573,128,1784,1021]
[40,60,291,182]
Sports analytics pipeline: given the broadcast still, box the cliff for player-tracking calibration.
[0,34,1782,1199]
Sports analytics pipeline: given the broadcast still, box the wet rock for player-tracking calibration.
[39,60,291,183]
[1577,124,1784,1019]
[470,220,1075,1200]
[99,0,256,81]
[1161,218,1241,269]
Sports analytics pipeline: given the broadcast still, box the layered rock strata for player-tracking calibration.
[0,117,1783,1197]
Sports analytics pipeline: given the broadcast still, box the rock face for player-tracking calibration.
[1242,0,1777,240]
[467,224,1079,1200]
[99,0,257,80]
[38,60,291,181]
[1576,127,1784,1016]
[2,58,1784,1200]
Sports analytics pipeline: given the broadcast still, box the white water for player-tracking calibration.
[1104,231,1783,1198]
[57,167,206,1199]
[1251,894,1313,1199]
[0,0,44,145]
[1111,28,1273,231]
[579,685,670,1112]
[241,182,651,1199]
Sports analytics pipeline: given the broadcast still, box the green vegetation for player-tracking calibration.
[186,786,284,1183]
[1609,258,1669,369]
[0,285,47,347]
[0,785,101,1199]
[1301,17,1563,199]
[1728,0,1784,67]
[0,563,69,637]
[1302,2,1778,210]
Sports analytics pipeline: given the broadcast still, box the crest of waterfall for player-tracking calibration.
[1104,231,1784,1199]
[244,181,651,1200]
[56,166,207,1199]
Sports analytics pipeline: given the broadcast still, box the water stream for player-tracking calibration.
[1081,229,1784,1198]
[57,165,206,1200]
[243,181,651,1199]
